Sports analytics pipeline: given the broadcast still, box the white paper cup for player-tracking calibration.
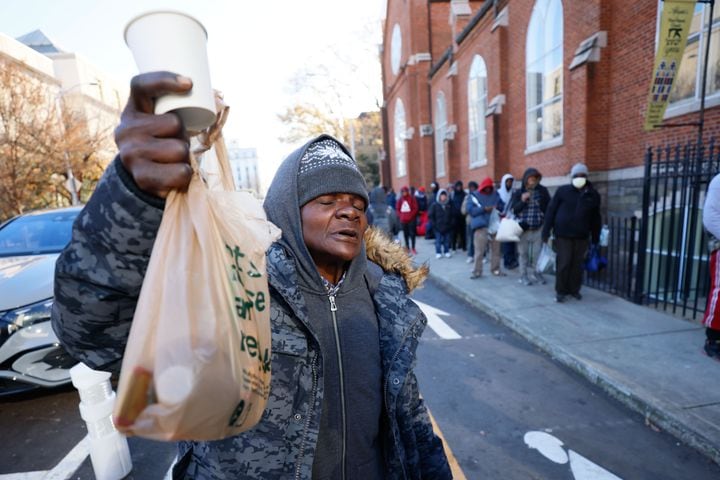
[124,11,216,132]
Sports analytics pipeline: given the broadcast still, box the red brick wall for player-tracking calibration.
[384,0,720,192]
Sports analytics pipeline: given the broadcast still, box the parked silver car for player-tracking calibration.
[0,206,82,394]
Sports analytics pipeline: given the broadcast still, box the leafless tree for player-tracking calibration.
[0,60,111,221]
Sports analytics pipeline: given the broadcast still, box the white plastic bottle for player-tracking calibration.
[70,363,133,480]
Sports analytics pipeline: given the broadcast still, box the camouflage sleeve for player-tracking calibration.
[406,372,453,479]
[52,156,165,371]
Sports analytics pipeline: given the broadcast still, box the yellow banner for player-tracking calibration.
[644,0,697,131]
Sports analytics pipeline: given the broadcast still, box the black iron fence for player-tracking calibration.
[584,138,719,320]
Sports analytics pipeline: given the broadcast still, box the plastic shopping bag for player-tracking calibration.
[487,209,501,236]
[584,244,608,273]
[495,217,523,242]
[113,98,281,441]
[536,243,556,273]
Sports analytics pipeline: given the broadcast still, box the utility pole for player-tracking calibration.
[54,82,98,205]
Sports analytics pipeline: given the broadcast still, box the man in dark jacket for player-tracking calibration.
[428,188,455,258]
[511,168,551,286]
[425,182,439,240]
[542,163,601,302]
[450,180,467,251]
[51,72,451,480]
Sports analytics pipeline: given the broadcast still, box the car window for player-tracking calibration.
[0,211,79,257]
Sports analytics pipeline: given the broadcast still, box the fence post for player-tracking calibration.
[634,146,652,304]
[628,216,637,299]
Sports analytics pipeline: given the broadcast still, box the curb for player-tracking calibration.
[426,270,720,466]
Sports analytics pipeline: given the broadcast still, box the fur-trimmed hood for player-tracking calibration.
[364,226,428,292]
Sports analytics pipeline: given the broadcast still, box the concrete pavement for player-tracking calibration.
[412,237,720,466]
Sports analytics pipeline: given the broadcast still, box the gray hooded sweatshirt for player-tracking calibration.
[263,136,384,479]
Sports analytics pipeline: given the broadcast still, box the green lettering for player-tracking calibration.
[245,335,257,357]
[255,292,266,312]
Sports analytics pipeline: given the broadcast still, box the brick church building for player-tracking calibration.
[379,0,720,215]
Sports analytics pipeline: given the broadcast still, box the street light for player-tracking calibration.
[54,81,99,205]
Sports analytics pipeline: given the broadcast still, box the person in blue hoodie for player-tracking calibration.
[468,177,503,279]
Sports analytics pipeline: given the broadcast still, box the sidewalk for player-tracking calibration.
[412,237,720,465]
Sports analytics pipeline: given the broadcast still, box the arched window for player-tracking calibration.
[526,0,563,149]
[394,98,407,177]
[434,92,447,178]
[468,55,488,167]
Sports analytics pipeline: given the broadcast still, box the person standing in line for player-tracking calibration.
[450,180,467,252]
[468,177,502,279]
[397,185,419,254]
[367,185,400,241]
[415,186,429,238]
[386,186,397,211]
[702,173,720,359]
[428,189,455,259]
[425,181,439,240]
[498,173,519,270]
[461,181,479,264]
[511,168,551,286]
[542,164,601,303]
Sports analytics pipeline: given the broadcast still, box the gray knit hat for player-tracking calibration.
[297,137,369,208]
[570,163,589,177]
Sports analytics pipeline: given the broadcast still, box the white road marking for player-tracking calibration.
[524,431,623,480]
[413,300,462,339]
[0,436,89,480]
[163,456,178,480]
[0,473,46,480]
[44,435,89,480]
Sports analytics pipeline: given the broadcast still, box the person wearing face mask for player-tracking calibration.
[542,163,602,303]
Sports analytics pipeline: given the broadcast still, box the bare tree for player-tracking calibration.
[0,60,110,221]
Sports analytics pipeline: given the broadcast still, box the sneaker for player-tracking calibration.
[704,340,720,359]
[412,248,417,255]
[436,253,442,259]
[555,294,566,303]
[570,292,582,300]
[519,274,533,286]
[444,252,452,258]
[533,272,547,285]
[492,270,506,277]
[466,257,473,264]
[470,273,482,279]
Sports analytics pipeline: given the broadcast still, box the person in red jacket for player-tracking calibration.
[397,185,419,254]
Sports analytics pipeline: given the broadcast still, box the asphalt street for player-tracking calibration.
[1,279,719,479]
[413,279,720,479]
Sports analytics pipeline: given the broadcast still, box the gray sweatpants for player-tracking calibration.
[517,228,543,276]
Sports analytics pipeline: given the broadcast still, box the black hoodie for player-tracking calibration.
[263,135,384,478]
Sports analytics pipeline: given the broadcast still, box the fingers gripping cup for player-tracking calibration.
[124,11,216,132]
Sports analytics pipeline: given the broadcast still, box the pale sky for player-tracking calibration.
[1,0,387,192]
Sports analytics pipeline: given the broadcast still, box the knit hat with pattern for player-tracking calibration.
[297,136,368,208]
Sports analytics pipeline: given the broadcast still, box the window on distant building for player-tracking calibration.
[658,2,720,109]
[394,98,407,177]
[526,0,564,149]
[391,24,402,76]
[468,55,488,168]
[435,92,447,178]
